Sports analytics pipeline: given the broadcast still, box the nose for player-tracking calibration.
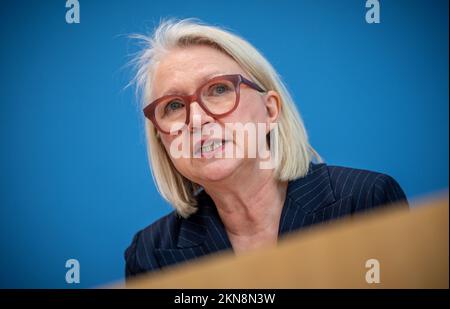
[187,101,214,133]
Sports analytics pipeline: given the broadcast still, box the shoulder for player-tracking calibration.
[124,210,180,278]
[289,162,408,213]
[325,163,408,209]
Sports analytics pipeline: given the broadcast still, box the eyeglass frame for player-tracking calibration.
[143,74,266,134]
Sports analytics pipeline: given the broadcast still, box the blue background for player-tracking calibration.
[0,0,448,288]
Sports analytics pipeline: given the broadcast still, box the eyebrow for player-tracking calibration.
[160,71,224,97]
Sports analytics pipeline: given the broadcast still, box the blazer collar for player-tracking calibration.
[278,162,336,234]
[175,162,337,251]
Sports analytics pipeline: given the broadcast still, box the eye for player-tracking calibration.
[209,83,232,96]
[164,100,184,115]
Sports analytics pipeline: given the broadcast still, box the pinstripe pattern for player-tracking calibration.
[125,162,408,279]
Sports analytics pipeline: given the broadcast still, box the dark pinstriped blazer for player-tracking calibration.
[125,162,408,279]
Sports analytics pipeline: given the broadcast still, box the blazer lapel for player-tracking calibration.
[279,163,353,235]
[154,194,232,269]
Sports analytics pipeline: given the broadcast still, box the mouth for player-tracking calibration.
[194,138,228,158]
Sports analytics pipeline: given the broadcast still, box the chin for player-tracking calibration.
[195,158,240,182]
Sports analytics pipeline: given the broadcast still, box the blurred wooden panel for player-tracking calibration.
[118,194,448,288]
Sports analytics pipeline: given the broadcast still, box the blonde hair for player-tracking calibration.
[131,18,322,218]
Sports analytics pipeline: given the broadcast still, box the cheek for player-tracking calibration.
[161,136,182,163]
[219,96,269,156]
[227,95,267,124]
[160,135,195,175]
[160,135,175,153]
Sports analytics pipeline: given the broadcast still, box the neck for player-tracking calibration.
[202,163,288,241]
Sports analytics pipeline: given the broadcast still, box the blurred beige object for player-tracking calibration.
[115,192,448,289]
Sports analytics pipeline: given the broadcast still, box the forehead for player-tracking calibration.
[151,45,245,98]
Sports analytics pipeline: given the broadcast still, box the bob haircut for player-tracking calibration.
[131,18,322,218]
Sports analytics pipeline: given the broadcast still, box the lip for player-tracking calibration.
[194,138,227,158]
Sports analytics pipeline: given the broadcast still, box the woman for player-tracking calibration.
[125,19,408,278]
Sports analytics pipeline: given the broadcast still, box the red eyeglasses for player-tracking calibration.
[143,74,266,134]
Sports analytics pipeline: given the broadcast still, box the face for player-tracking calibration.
[150,45,281,187]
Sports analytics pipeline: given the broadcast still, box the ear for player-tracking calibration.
[264,90,282,134]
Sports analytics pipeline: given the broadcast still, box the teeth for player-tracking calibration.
[201,140,223,153]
